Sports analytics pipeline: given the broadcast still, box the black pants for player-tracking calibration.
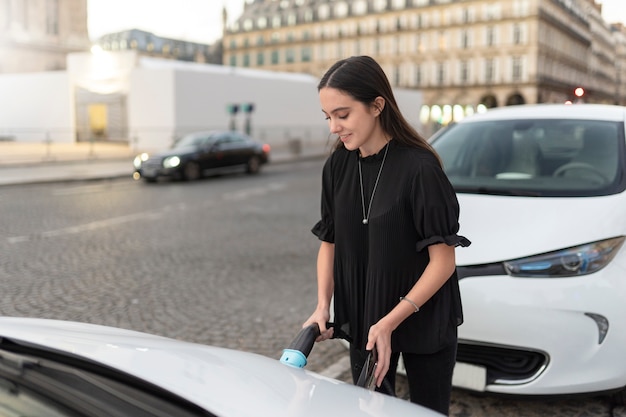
[350,342,457,416]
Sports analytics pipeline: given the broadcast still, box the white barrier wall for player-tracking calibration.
[0,72,73,143]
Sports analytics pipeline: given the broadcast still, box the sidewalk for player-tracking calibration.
[0,141,326,186]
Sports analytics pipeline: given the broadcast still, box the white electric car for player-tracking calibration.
[430,104,626,402]
[0,316,441,416]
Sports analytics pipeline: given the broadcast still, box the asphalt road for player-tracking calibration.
[0,159,623,417]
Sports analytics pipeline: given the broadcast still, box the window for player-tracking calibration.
[335,2,348,17]
[485,58,494,83]
[460,30,469,49]
[243,19,253,31]
[302,47,312,62]
[392,0,406,9]
[415,64,422,86]
[512,56,523,81]
[256,36,264,46]
[486,26,494,46]
[437,62,445,84]
[513,24,522,45]
[257,17,267,29]
[229,56,237,66]
[318,4,330,20]
[243,54,250,67]
[271,50,280,64]
[286,48,295,63]
[459,60,469,84]
[373,0,387,12]
[353,0,367,15]
[257,52,265,65]
[46,0,59,35]
[272,15,281,28]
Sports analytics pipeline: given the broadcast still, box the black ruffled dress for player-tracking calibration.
[311,139,470,353]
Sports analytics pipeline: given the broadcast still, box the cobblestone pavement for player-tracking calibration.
[0,161,624,417]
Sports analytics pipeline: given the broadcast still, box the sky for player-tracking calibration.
[87,0,626,44]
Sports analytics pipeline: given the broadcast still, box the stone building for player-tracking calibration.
[0,0,91,73]
[222,0,626,130]
[93,29,222,65]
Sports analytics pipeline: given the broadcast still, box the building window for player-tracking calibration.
[272,15,281,28]
[271,50,280,64]
[257,17,267,29]
[257,52,265,65]
[46,0,59,35]
[513,23,522,45]
[460,60,469,84]
[485,58,494,83]
[394,66,401,86]
[286,48,295,63]
[230,56,237,66]
[257,35,264,46]
[437,62,445,84]
[288,13,297,25]
[354,0,367,15]
[392,0,406,9]
[304,9,313,22]
[512,56,523,81]
[271,32,280,44]
[461,30,469,49]
[243,19,253,31]
[415,64,422,86]
[318,4,330,20]
[373,0,387,12]
[335,2,348,17]
[486,26,494,46]
[302,46,312,62]
[243,54,250,67]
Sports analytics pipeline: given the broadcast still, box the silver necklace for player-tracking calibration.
[358,142,389,225]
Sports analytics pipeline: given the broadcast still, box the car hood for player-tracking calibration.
[151,146,197,158]
[0,317,438,417]
[456,193,626,265]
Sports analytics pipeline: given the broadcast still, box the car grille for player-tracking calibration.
[142,159,163,169]
[457,341,548,385]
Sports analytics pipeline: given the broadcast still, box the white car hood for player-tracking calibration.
[0,317,438,417]
[456,193,626,265]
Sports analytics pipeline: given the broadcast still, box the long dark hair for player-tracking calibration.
[318,55,441,166]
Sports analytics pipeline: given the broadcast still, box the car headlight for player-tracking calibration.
[504,236,625,278]
[163,156,181,168]
[133,153,149,169]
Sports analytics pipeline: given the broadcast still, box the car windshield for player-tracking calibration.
[173,132,217,148]
[431,118,624,197]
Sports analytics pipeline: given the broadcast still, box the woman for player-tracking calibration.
[304,56,470,415]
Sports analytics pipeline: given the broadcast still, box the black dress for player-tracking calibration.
[312,139,470,353]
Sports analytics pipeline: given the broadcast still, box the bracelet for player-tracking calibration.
[400,296,419,313]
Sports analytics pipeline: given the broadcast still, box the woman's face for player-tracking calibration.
[319,87,384,153]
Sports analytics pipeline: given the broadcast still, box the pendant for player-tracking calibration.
[362,219,368,225]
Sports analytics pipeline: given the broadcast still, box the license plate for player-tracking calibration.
[452,362,487,391]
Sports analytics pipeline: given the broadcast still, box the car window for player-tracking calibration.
[432,119,624,197]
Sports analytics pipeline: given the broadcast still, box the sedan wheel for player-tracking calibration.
[246,156,261,174]
[183,161,201,181]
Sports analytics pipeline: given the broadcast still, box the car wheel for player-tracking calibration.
[183,162,201,181]
[246,156,261,174]
[143,177,157,183]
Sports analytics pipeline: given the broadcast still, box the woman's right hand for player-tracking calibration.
[303,309,333,342]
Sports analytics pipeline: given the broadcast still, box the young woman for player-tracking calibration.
[304,56,470,415]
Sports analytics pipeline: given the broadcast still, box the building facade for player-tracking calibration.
[93,29,222,65]
[223,0,626,132]
[0,0,90,73]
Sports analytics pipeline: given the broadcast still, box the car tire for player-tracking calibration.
[143,177,157,183]
[246,156,261,174]
[183,161,201,181]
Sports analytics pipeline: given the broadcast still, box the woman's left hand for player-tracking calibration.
[366,320,393,388]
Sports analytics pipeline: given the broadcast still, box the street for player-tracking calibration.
[0,159,620,417]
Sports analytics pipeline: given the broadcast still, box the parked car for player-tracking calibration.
[0,317,442,417]
[429,104,626,402]
[133,130,270,182]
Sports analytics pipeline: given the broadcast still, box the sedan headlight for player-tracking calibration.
[163,156,181,168]
[133,153,149,170]
[504,237,625,278]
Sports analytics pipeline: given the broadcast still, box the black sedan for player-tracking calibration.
[133,130,270,182]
